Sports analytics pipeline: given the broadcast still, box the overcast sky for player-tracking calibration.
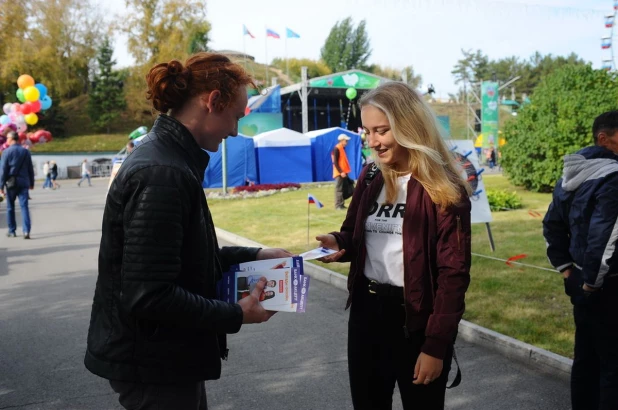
[98,0,611,98]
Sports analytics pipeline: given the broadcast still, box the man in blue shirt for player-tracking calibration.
[0,131,35,238]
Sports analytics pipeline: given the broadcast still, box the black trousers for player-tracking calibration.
[571,278,618,410]
[109,380,208,410]
[348,277,453,410]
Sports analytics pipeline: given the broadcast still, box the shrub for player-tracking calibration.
[487,189,522,212]
[501,65,618,192]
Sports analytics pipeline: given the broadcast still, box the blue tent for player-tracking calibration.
[202,134,257,188]
[305,127,363,182]
[254,128,312,184]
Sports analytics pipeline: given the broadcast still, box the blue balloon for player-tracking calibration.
[40,96,52,111]
[35,83,48,99]
[0,115,10,125]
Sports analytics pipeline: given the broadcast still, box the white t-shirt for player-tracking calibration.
[363,174,411,287]
[81,162,89,175]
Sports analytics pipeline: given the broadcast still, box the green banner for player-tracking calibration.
[309,71,384,89]
[481,81,499,149]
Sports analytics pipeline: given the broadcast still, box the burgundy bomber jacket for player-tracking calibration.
[331,164,472,360]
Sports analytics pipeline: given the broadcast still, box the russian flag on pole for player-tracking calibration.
[243,25,255,39]
[308,193,324,208]
[266,28,280,39]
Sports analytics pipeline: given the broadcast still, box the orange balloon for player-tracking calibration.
[17,74,35,90]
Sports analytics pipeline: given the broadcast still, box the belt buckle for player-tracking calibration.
[368,280,378,294]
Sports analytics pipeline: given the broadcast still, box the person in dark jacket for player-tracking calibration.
[316,82,472,410]
[543,110,618,410]
[85,52,292,410]
[0,131,35,238]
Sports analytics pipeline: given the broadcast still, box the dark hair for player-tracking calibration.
[146,52,256,114]
[593,110,618,144]
[7,131,18,141]
[127,141,134,148]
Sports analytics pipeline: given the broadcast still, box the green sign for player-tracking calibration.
[310,71,385,89]
[481,81,499,149]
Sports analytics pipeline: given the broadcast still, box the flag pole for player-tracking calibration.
[264,29,269,86]
[285,33,289,80]
[307,198,310,249]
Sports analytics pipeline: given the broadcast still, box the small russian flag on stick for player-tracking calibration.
[308,193,324,208]
[307,193,323,248]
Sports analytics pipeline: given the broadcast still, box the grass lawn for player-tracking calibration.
[31,134,128,153]
[208,174,575,358]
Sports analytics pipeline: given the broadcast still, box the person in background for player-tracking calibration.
[77,159,91,187]
[543,110,618,410]
[84,52,293,410]
[332,134,352,210]
[0,131,35,239]
[126,141,134,154]
[50,161,60,189]
[42,161,52,189]
[317,82,471,410]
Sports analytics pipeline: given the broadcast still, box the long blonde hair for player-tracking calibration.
[359,82,471,209]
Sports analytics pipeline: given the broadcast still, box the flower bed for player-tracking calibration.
[206,182,301,200]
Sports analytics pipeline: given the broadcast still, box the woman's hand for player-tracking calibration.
[315,234,345,263]
[256,248,294,260]
[413,352,443,385]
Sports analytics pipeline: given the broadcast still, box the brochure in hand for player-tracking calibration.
[218,257,310,312]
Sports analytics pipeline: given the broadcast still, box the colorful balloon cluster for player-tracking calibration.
[0,74,54,150]
[1,74,53,132]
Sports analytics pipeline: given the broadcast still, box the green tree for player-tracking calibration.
[501,65,618,192]
[87,38,127,133]
[320,17,371,72]
[451,49,490,84]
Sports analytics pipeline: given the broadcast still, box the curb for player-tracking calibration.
[215,227,573,381]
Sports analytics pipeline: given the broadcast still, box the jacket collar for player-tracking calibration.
[151,114,210,177]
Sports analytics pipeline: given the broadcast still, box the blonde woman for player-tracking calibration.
[316,82,472,410]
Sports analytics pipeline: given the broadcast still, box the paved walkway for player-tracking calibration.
[0,181,569,409]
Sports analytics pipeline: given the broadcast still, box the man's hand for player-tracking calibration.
[237,277,276,324]
[413,352,444,385]
[256,248,294,260]
[0,189,4,196]
[341,172,347,178]
[562,268,572,279]
[315,234,345,263]
[583,283,599,292]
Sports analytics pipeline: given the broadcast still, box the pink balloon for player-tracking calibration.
[17,123,27,133]
[11,103,20,113]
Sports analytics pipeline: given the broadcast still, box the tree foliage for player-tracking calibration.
[320,17,371,72]
[0,0,103,104]
[501,65,618,192]
[452,49,587,100]
[88,38,127,133]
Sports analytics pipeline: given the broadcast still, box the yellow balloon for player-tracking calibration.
[17,74,35,90]
[24,113,38,125]
[24,86,40,102]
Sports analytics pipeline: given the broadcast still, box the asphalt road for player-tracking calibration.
[0,180,569,409]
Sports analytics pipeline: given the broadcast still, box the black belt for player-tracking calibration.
[367,279,404,304]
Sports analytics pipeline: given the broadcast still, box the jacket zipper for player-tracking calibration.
[456,215,461,251]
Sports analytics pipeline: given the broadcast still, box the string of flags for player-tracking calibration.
[243,25,301,39]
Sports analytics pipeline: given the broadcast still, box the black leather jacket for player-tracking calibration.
[84,115,260,384]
